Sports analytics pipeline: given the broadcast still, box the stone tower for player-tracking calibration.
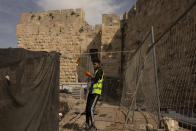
[16,9,122,84]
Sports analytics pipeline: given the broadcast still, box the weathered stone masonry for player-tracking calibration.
[101,14,121,78]
[17,9,86,84]
[16,9,121,84]
[17,0,194,86]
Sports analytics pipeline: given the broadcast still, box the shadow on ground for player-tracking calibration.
[62,123,80,130]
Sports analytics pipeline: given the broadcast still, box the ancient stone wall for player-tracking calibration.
[122,0,195,68]
[16,9,101,84]
[16,0,194,86]
[16,9,122,84]
[76,24,102,82]
[101,14,121,78]
[15,0,196,109]
[121,0,195,105]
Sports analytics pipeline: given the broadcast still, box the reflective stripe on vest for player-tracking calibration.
[92,69,104,95]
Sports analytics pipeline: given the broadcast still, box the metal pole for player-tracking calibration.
[122,78,140,131]
[122,36,144,131]
[132,50,141,123]
[131,97,136,123]
[122,95,135,131]
[151,25,161,128]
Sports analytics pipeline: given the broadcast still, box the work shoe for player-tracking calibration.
[85,123,90,130]
[89,125,97,131]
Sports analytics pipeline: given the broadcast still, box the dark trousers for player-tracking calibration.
[85,93,100,126]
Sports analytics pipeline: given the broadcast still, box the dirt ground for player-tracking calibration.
[58,93,158,131]
[59,93,193,131]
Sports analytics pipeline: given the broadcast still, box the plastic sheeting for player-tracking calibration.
[0,48,60,131]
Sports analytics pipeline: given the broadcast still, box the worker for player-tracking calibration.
[85,58,104,130]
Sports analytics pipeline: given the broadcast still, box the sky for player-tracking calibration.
[0,0,137,48]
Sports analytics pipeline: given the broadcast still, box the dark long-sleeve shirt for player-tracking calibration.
[91,67,103,84]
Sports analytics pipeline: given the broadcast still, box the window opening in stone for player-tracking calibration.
[49,13,54,20]
[108,19,113,26]
[31,14,35,20]
[38,16,41,20]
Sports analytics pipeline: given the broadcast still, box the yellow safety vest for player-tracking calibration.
[92,69,104,95]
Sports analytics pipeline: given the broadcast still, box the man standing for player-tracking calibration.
[85,58,104,130]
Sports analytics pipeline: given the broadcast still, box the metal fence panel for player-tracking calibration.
[156,3,196,128]
[122,2,196,130]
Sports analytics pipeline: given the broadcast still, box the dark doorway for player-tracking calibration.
[89,49,98,61]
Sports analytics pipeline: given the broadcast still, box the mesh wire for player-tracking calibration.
[156,4,196,129]
[121,2,196,130]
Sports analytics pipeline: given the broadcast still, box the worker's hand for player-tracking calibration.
[5,75,10,81]
[85,72,92,77]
